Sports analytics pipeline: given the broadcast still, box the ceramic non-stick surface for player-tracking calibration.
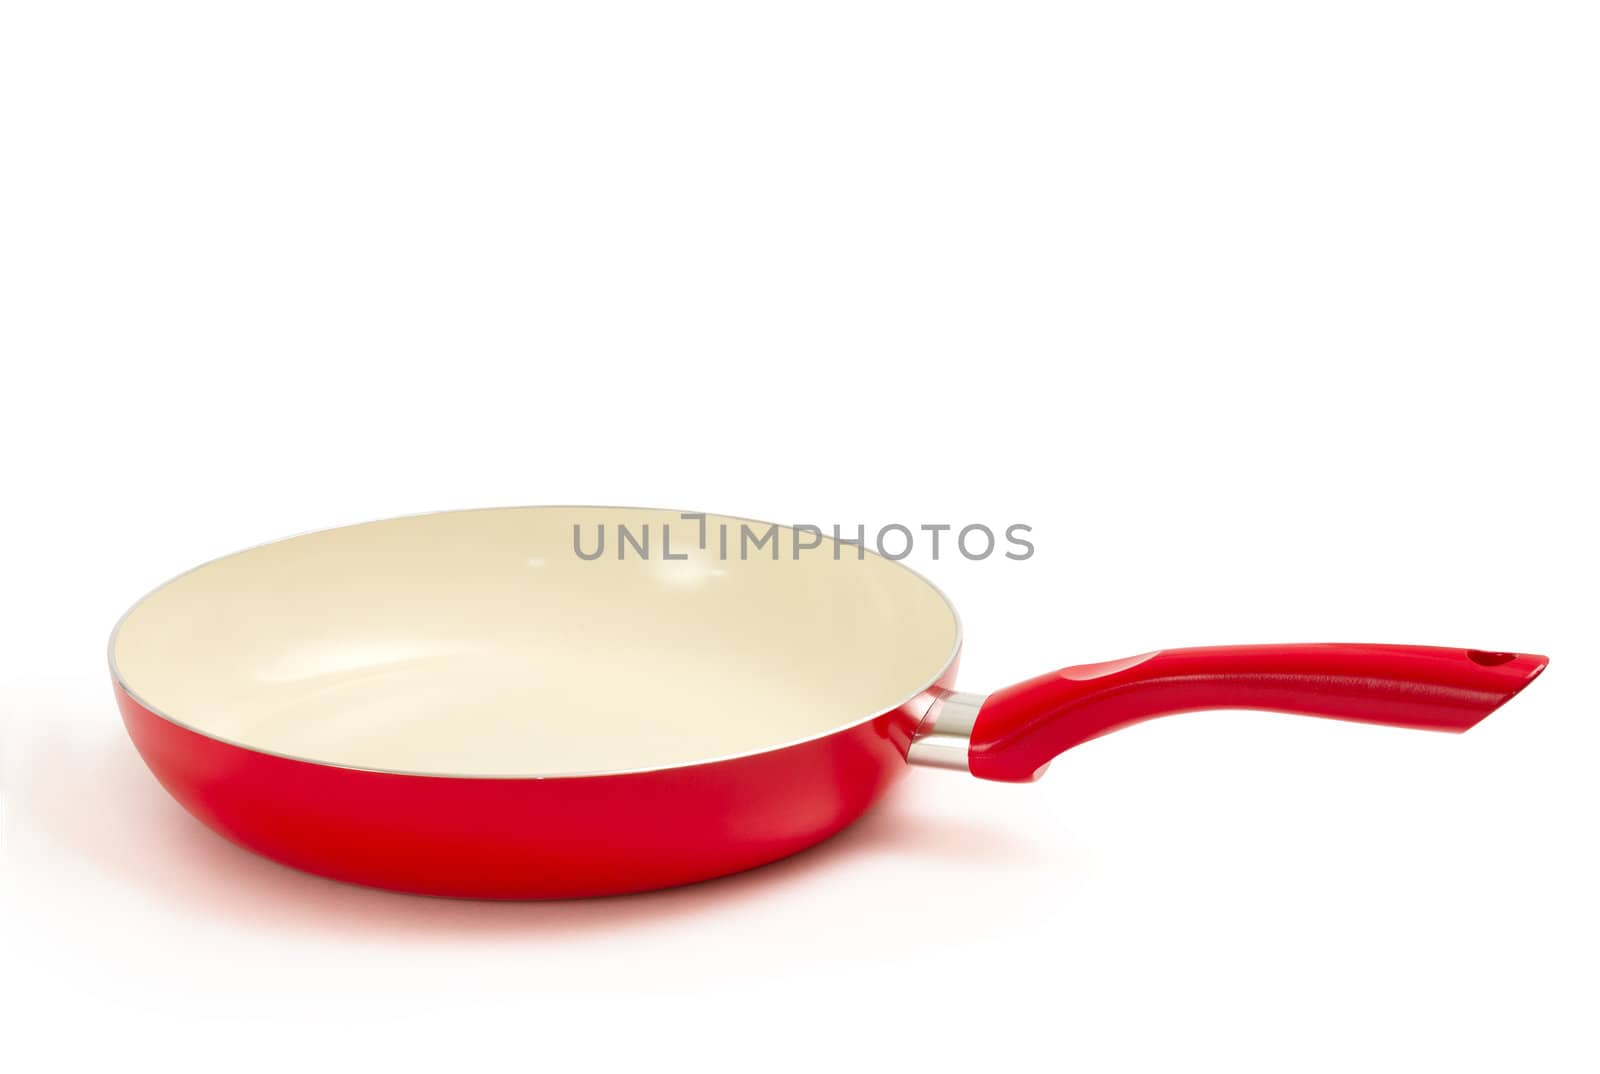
[111,507,960,777]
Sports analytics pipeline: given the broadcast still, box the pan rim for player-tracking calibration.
[108,504,965,781]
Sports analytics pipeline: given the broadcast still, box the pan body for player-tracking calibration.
[110,507,961,897]
[115,677,950,898]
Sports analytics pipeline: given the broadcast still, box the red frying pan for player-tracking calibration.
[110,507,1548,898]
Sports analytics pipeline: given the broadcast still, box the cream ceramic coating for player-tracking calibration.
[111,507,962,777]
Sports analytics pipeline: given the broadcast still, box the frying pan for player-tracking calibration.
[109,506,1548,899]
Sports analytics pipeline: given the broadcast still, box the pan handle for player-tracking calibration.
[910,644,1548,782]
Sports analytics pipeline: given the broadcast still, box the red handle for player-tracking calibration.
[968,644,1549,783]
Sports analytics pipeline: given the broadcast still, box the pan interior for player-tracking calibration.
[111,508,960,777]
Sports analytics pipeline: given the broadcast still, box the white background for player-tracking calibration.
[2,2,1596,1071]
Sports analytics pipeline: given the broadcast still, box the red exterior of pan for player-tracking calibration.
[114,665,955,899]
